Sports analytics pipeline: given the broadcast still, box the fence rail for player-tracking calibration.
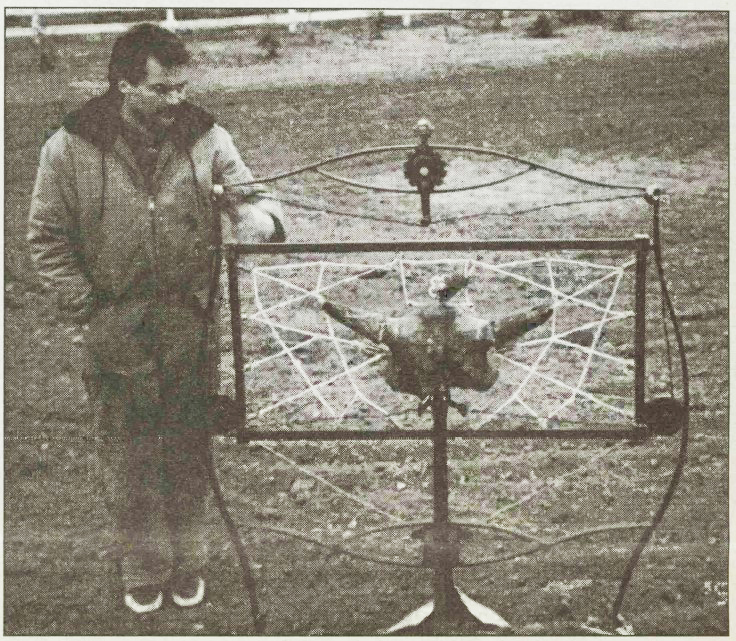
[6,8,148,16]
[5,8,449,38]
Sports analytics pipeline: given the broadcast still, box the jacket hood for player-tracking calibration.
[62,88,216,151]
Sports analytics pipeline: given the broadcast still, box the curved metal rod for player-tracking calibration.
[461,522,650,569]
[429,145,647,191]
[261,193,421,227]
[313,166,534,194]
[247,522,649,570]
[206,442,263,632]
[436,193,645,224]
[225,145,416,185]
[246,524,422,568]
[259,191,644,228]
[222,143,648,191]
[349,519,545,544]
[610,197,690,622]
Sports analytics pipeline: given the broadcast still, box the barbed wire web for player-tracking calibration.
[239,251,637,431]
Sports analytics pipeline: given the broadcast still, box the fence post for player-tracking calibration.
[31,11,42,39]
[288,8,298,33]
[163,9,177,32]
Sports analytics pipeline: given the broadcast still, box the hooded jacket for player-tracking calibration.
[28,89,283,322]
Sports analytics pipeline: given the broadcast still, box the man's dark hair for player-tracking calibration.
[108,23,190,89]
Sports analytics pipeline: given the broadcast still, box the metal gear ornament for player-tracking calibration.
[403,118,447,225]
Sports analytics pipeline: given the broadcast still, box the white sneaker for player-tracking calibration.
[124,586,163,614]
[171,575,205,608]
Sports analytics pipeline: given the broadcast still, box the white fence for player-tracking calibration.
[5,8,450,39]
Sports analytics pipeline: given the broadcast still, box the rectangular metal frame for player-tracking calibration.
[226,237,650,442]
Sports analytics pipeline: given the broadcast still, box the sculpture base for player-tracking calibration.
[384,585,510,635]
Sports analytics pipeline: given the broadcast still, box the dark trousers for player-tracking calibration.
[86,301,212,590]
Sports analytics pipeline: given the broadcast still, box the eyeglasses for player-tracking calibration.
[147,82,187,96]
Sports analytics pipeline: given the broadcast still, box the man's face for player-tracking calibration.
[120,56,189,130]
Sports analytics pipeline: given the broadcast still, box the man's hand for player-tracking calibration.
[212,184,284,243]
[53,276,94,324]
[66,293,95,325]
[241,205,276,242]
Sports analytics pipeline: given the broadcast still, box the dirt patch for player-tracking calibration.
[4,12,727,636]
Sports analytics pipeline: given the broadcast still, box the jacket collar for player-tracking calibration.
[62,88,215,151]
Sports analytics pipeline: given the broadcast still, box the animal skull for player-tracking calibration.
[320,272,552,408]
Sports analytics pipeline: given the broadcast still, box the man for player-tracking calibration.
[28,23,283,614]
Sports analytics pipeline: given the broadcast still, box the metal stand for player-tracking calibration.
[385,388,510,634]
[227,237,673,634]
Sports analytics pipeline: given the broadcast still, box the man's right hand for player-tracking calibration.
[61,291,94,325]
[53,278,94,325]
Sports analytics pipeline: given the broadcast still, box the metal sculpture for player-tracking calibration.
[212,121,690,635]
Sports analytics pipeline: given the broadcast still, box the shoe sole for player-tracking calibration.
[124,591,163,614]
[172,577,205,608]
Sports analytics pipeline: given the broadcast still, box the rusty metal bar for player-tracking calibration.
[232,238,641,255]
[633,235,649,428]
[430,389,456,626]
[419,187,432,226]
[236,428,641,442]
[225,247,248,443]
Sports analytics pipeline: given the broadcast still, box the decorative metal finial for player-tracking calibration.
[644,184,664,205]
[413,118,434,144]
